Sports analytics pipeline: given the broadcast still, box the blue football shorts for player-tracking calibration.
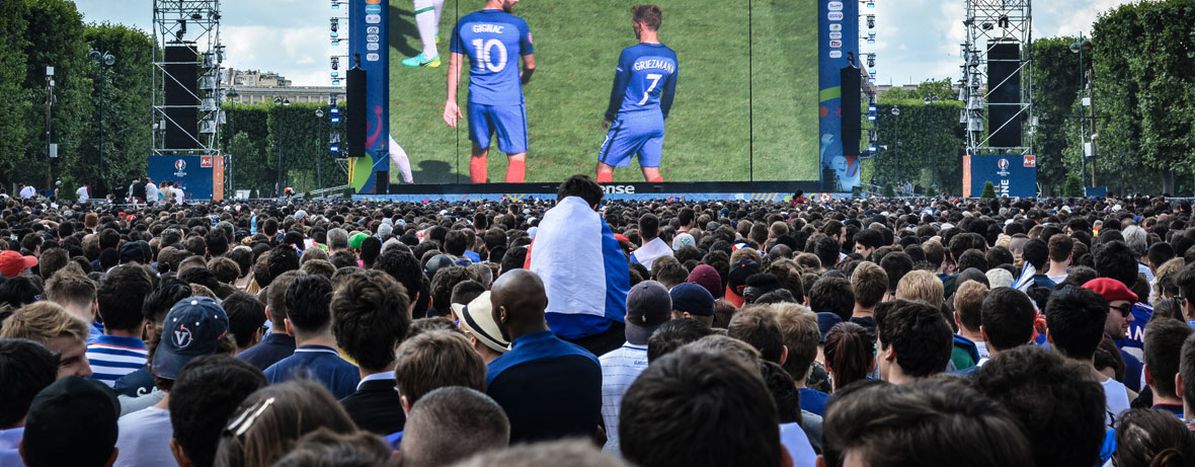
[598,112,665,168]
[467,103,528,155]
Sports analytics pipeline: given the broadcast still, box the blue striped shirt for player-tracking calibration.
[87,335,148,388]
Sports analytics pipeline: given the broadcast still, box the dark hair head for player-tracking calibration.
[1094,241,1140,289]
[332,270,411,372]
[223,292,267,349]
[975,345,1108,467]
[980,287,1036,351]
[557,175,603,207]
[142,277,192,325]
[272,428,395,467]
[1044,286,1108,360]
[876,299,953,378]
[1115,408,1195,467]
[1143,318,1192,400]
[646,318,715,363]
[373,249,424,305]
[620,347,780,467]
[97,264,154,331]
[1023,238,1049,269]
[879,252,914,292]
[824,322,874,390]
[809,276,855,321]
[0,338,57,428]
[285,274,334,334]
[631,4,663,31]
[823,378,1032,467]
[393,330,485,405]
[169,355,267,467]
[265,245,300,286]
[760,360,799,424]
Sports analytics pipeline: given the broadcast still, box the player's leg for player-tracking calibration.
[638,123,666,182]
[432,0,444,40]
[468,104,495,183]
[596,118,641,182]
[492,104,529,183]
[388,136,415,183]
[401,0,442,68]
[595,162,616,183]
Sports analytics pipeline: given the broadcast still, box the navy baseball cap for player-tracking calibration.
[153,297,229,380]
[670,282,715,317]
[625,281,673,345]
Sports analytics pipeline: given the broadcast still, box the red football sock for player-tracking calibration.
[595,172,613,183]
[505,158,526,183]
[647,175,664,183]
[470,155,488,184]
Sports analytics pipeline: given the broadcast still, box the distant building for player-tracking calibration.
[223,69,343,105]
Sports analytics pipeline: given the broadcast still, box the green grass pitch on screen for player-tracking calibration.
[387,0,819,183]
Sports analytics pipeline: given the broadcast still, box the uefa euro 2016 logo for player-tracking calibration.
[996,158,1011,177]
[173,159,188,177]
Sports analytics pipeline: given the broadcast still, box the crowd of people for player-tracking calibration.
[0,174,1194,466]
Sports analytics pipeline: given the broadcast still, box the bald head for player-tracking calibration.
[491,269,549,341]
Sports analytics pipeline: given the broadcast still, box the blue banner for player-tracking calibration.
[350,0,390,193]
[148,155,214,200]
[818,0,861,192]
[964,154,1037,198]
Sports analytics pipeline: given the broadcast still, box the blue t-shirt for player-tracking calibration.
[798,388,830,416]
[450,9,534,106]
[604,43,679,122]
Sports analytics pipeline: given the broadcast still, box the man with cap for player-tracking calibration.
[114,296,228,467]
[669,282,714,327]
[686,263,722,300]
[1083,277,1145,392]
[600,280,672,452]
[725,258,760,308]
[486,269,602,444]
[21,376,121,467]
[452,291,510,364]
[0,250,37,280]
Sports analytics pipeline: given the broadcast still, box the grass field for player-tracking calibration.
[387,0,818,183]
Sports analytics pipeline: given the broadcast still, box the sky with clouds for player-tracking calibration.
[75,0,1135,87]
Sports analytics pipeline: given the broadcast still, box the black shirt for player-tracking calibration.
[238,332,296,371]
[340,376,406,435]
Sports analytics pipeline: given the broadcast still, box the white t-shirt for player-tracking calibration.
[173,187,185,204]
[779,422,818,467]
[76,186,89,203]
[19,186,35,199]
[632,237,673,270]
[115,406,177,467]
[145,183,160,202]
[1102,377,1131,427]
[599,343,649,453]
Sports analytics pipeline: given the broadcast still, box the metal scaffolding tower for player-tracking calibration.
[960,0,1033,156]
[152,0,225,156]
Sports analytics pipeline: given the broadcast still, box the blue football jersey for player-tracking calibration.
[450,9,534,106]
[604,43,679,121]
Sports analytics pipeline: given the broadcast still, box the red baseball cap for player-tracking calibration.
[1082,278,1138,304]
[0,251,38,278]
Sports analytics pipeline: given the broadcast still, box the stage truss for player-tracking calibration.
[151,0,226,157]
[960,0,1034,157]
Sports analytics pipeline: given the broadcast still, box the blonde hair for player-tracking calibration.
[895,270,945,308]
[0,302,89,345]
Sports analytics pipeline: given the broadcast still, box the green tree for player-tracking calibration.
[871,99,965,195]
[80,23,154,186]
[0,1,31,188]
[1030,36,1083,195]
[980,181,996,198]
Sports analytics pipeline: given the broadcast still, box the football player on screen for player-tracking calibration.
[596,4,678,183]
[443,0,536,183]
[401,0,446,68]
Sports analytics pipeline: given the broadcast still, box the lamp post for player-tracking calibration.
[1070,34,1094,188]
[89,49,116,186]
[224,88,239,193]
[315,108,325,188]
[891,105,901,189]
[273,96,290,197]
[45,66,55,191]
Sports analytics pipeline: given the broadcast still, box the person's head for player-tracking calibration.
[625,280,673,345]
[974,346,1109,467]
[1082,277,1138,340]
[557,175,603,209]
[284,274,333,338]
[894,270,944,309]
[638,213,660,241]
[0,302,91,378]
[452,291,510,359]
[394,330,486,410]
[727,305,786,364]
[215,381,357,467]
[823,321,876,391]
[850,261,887,310]
[1144,318,1192,402]
[769,303,818,384]
[222,292,266,352]
[1048,233,1074,265]
[646,318,715,363]
[953,280,988,334]
[265,270,303,331]
[1114,408,1195,467]
[0,339,57,429]
[978,287,1035,354]
[1045,286,1109,361]
[21,376,119,467]
[668,282,714,326]
[620,347,780,467]
[1022,238,1049,270]
[272,429,393,467]
[97,264,153,332]
[43,270,96,323]
[326,228,349,251]
[152,297,230,382]
[823,378,1032,467]
[1094,240,1140,290]
[809,276,855,321]
[400,387,510,467]
[490,269,548,341]
[631,3,663,38]
[875,299,952,382]
[452,440,629,467]
[854,229,883,258]
[169,355,267,467]
[332,270,411,372]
